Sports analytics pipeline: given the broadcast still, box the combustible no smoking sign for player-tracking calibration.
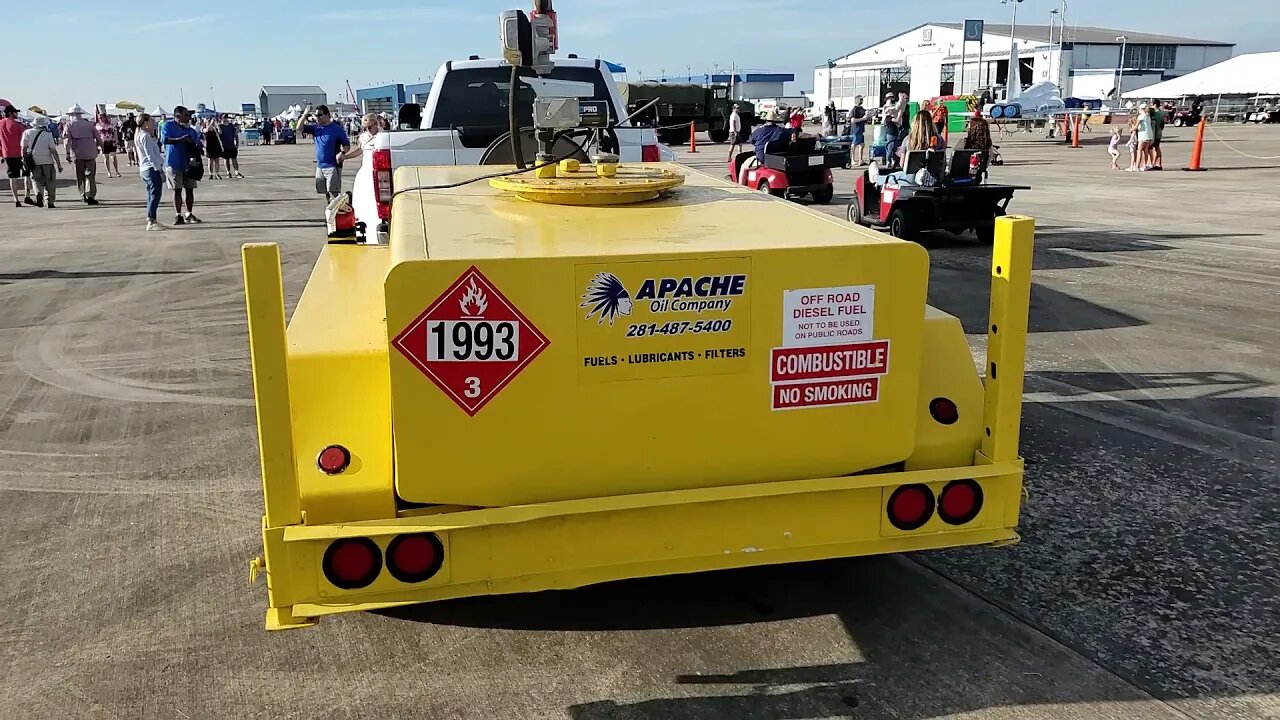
[393,267,550,415]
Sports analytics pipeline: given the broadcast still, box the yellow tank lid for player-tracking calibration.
[489,163,684,205]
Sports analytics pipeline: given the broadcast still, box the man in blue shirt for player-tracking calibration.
[748,108,793,165]
[162,105,203,225]
[298,104,350,202]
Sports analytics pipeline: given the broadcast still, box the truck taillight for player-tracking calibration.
[887,484,934,531]
[373,148,392,220]
[938,480,983,525]
[641,144,660,163]
[322,538,382,590]
[386,533,445,583]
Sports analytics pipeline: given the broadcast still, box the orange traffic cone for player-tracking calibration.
[1184,118,1207,171]
[1071,115,1082,148]
[688,122,697,153]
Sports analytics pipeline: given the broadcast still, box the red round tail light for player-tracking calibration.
[386,533,445,584]
[887,484,935,531]
[929,397,959,425]
[938,480,984,525]
[317,444,351,474]
[322,537,382,589]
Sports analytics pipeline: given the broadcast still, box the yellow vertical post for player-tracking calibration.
[242,243,302,528]
[980,216,1034,463]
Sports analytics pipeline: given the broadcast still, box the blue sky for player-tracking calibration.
[6,0,1275,113]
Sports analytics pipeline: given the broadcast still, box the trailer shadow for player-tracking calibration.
[385,370,1276,720]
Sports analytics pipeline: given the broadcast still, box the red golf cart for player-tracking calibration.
[728,138,842,203]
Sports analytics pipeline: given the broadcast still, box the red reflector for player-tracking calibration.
[938,480,984,525]
[887,484,934,531]
[386,533,445,583]
[323,538,382,590]
[641,144,661,162]
[929,397,959,425]
[317,445,350,474]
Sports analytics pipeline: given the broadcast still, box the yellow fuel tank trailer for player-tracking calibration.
[242,162,1033,630]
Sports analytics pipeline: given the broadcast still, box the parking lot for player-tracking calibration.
[1,123,1277,719]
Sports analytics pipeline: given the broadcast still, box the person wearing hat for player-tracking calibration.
[726,103,743,161]
[0,105,34,207]
[162,106,204,224]
[63,104,102,205]
[737,107,802,184]
[21,116,61,208]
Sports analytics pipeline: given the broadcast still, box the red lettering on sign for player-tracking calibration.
[772,377,880,410]
[770,340,890,383]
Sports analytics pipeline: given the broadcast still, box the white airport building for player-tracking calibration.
[812,23,1233,109]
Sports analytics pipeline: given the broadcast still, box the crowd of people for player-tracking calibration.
[1,99,388,231]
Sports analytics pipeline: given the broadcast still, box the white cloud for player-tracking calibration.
[135,15,220,31]
[315,7,484,23]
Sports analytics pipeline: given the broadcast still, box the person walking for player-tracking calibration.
[848,96,868,166]
[203,118,225,179]
[1149,101,1165,170]
[1107,126,1122,170]
[0,105,34,207]
[21,116,61,208]
[1135,104,1154,171]
[121,113,139,167]
[219,116,244,178]
[881,93,901,163]
[1125,113,1140,171]
[162,106,203,224]
[297,104,350,203]
[135,113,167,230]
[63,104,102,204]
[726,104,743,161]
[96,113,122,178]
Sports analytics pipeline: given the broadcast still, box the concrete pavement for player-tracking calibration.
[0,127,1276,719]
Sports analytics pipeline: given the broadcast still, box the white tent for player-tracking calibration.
[1124,51,1280,99]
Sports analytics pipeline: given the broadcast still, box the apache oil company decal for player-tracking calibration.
[575,257,751,381]
[771,285,887,410]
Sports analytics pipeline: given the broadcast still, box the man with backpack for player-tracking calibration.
[21,116,60,208]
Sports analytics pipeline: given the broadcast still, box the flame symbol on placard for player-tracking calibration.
[459,279,488,317]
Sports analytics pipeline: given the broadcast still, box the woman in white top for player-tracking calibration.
[134,113,168,230]
[1136,104,1155,171]
[339,113,382,164]
[21,117,62,208]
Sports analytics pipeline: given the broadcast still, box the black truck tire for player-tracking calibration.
[888,208,916,239]
[707,128,730,143]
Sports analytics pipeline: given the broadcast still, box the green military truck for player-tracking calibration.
[618,82,758,144]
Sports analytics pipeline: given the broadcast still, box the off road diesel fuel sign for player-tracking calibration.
[771,285,887,410]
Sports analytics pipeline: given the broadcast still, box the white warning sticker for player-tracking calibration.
[781,285,874,348]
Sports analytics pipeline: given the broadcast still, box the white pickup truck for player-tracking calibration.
[352,56,671,241]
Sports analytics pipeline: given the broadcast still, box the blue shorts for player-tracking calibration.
[852,130,865,146]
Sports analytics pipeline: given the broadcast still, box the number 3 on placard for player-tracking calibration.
[464,377,481,398]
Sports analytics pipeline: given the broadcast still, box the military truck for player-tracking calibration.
[619,81,757,144]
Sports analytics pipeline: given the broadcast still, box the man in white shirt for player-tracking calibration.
[21,116,61,208]
[726,104,743,161]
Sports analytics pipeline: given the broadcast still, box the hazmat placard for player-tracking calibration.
[772,377,880,410]
[392,266,550,416]
[782,285,874,347]
[575,257,751,382]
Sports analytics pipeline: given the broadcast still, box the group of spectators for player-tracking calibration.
[1108,102,1166,172]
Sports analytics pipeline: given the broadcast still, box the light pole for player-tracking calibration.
[1115,35,1128,100]
[1049,9,1058,83]
[1002,0,1024,97]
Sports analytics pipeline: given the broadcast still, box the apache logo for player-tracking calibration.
[580,272,633,325]
[459,279,488,317]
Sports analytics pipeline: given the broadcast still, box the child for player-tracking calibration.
[1125,116,1140,172]
[1108,126,1121,170]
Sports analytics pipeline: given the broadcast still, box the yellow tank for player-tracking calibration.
[241,163,1034,630]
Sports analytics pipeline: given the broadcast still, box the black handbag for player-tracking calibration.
[22,128,45,173]
[186,147,204,180]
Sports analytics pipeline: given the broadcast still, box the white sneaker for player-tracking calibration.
[147,221,168,231]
